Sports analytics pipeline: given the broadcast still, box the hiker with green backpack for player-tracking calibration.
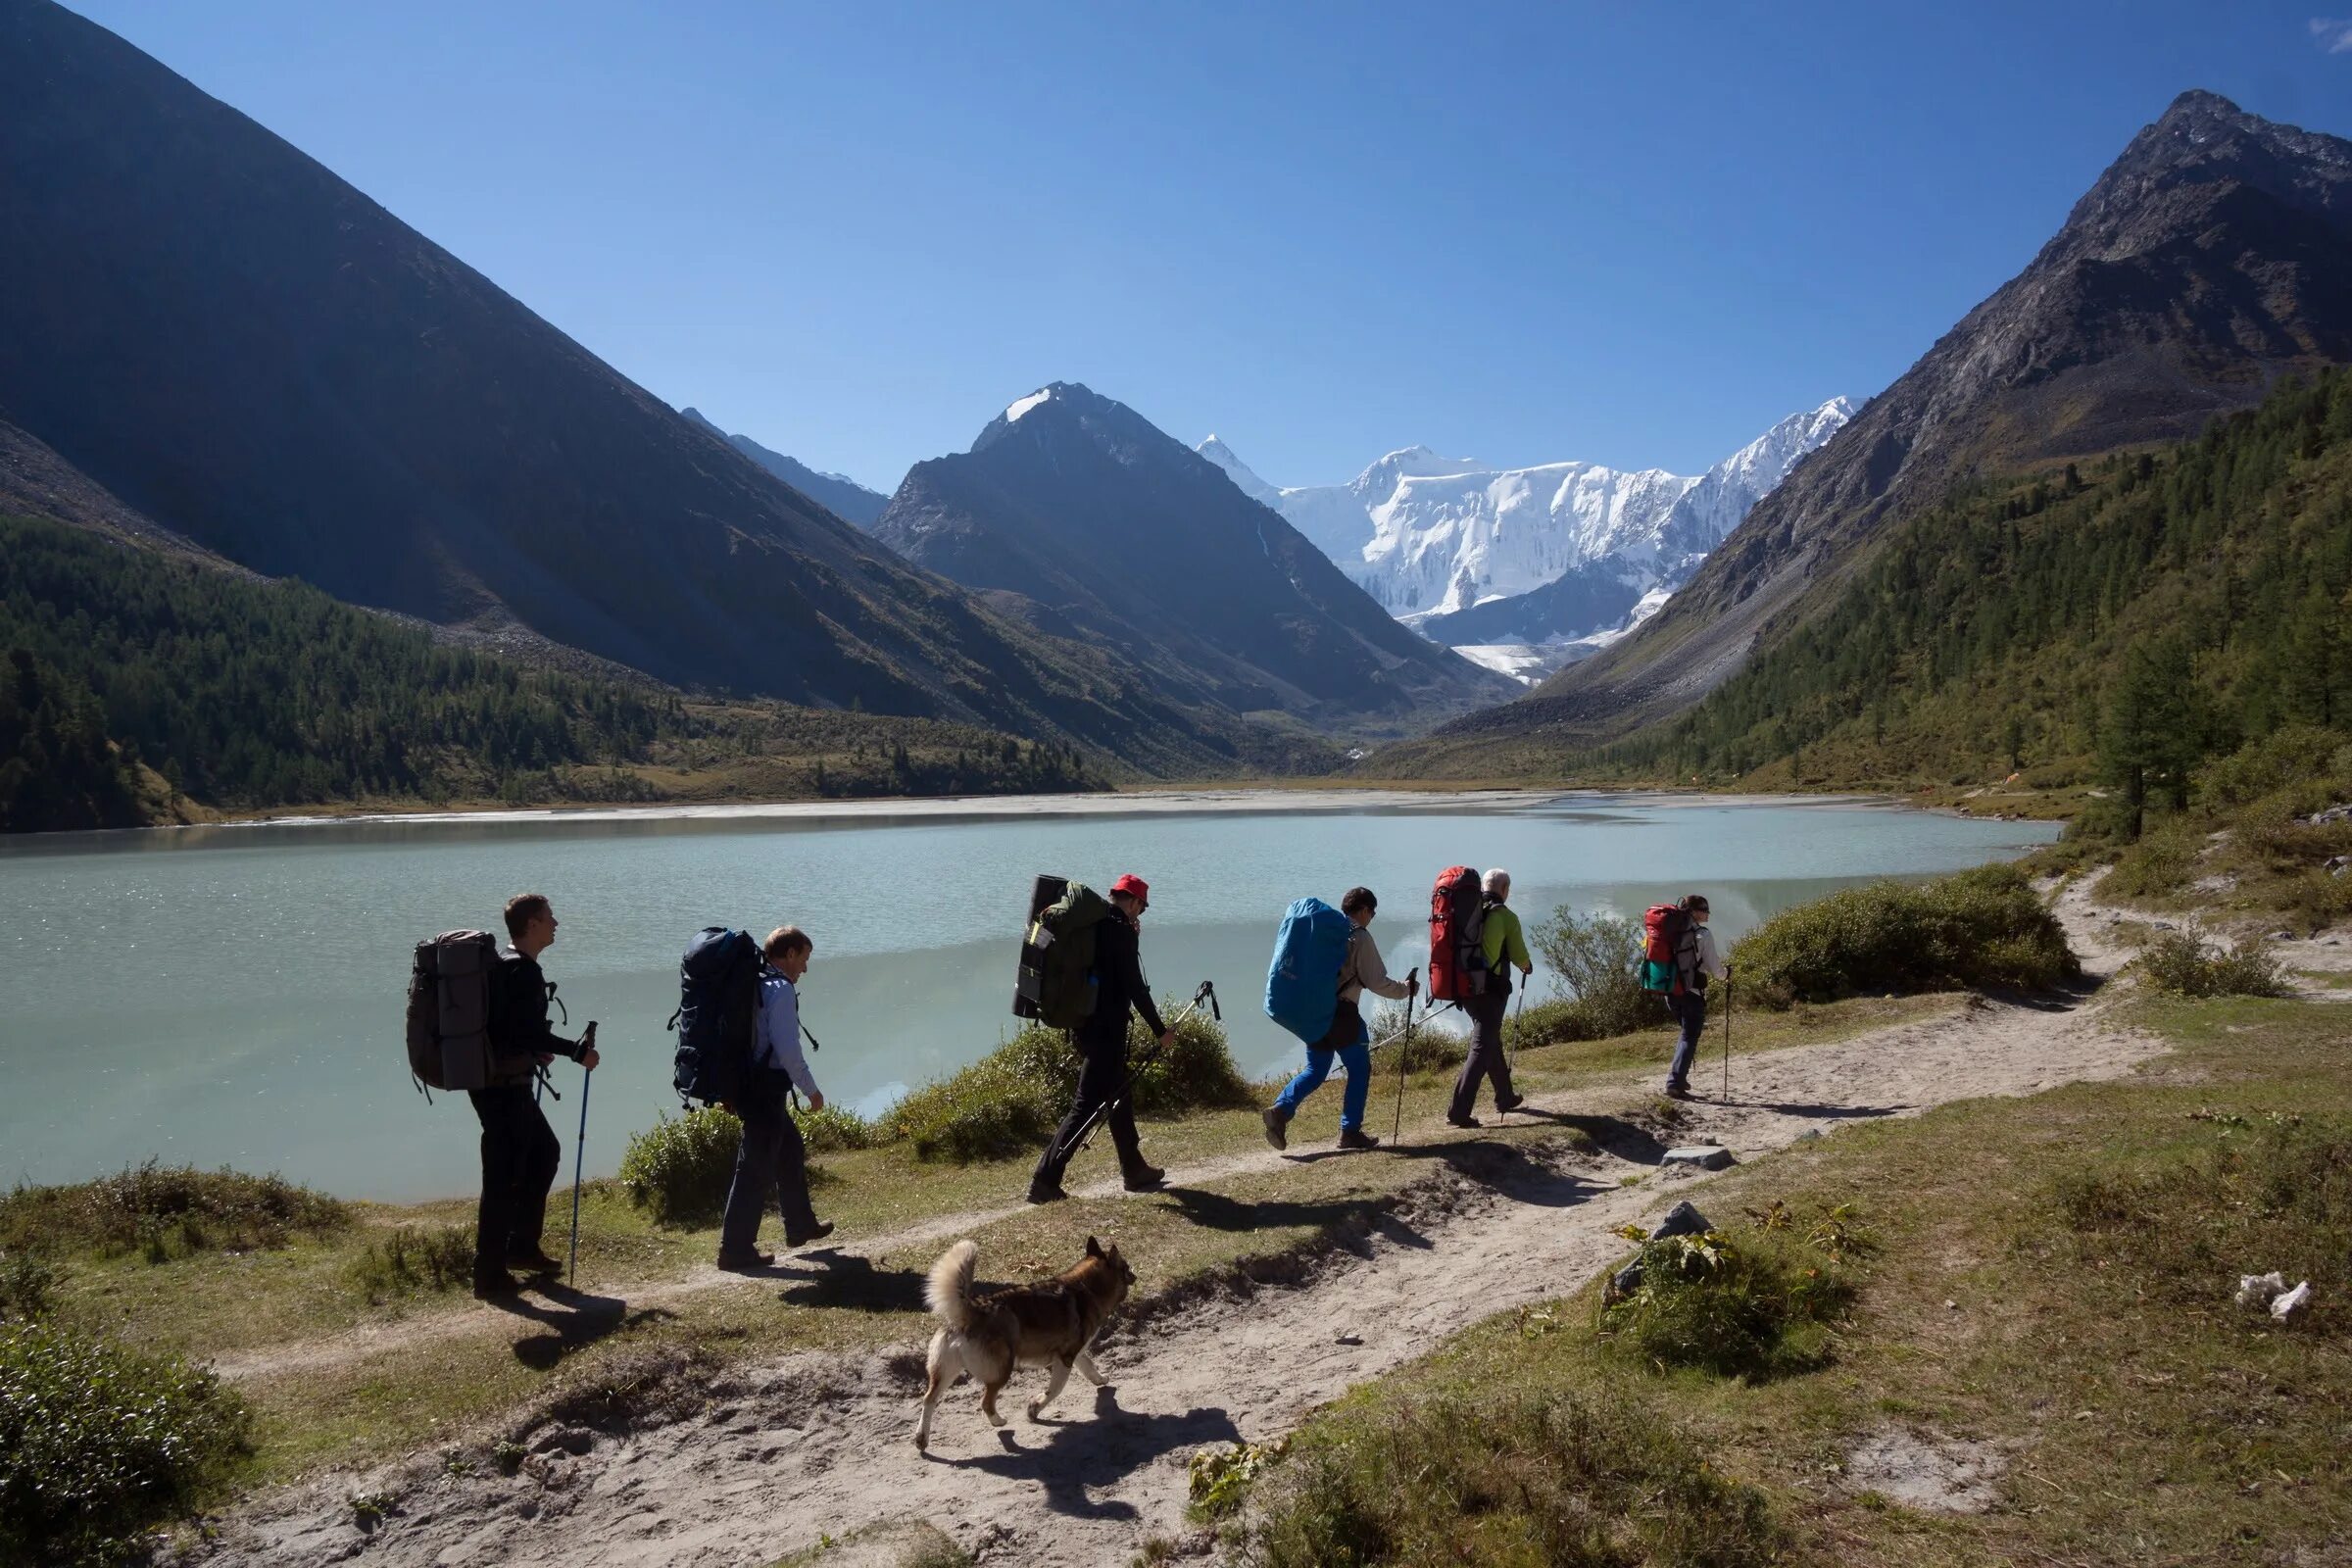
[1644,894,1729,1101]
[1027,873,1173,1204]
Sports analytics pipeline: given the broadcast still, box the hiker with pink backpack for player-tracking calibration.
[1643,895,1729,1101]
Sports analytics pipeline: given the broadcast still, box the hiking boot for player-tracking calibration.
[1026,1181,1068,1205]
[785,1221,835,1248]
[1122,1164,1166,1193]
[1336,1128,1380,1152]
[715,1249,776,1272]
[507,1250,563,1275]
[1494,1094,1527,1115]
[470,1269,519,1299]
[1662,1084,1693,1102]
[1261,1105,1291,1151]
[1446,1114,1481,1130]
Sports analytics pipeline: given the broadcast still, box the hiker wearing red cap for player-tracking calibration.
[1029,874,1172,1203]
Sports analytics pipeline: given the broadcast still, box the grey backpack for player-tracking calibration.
[407,930,500,1096]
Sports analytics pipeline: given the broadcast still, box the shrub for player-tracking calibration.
[2199,725,2352,808]
[1731,862,2078,1007]
[0,1162,349,1260]
[0,1250,57,1321]
[2136,927,2289,998]
[797,1103,876,1153]
[2100,817,2202,899]
[1365,1003,1467,1073]
[1245,1386,1783,1567]
[1530,908,1666,1035]
[0,1320,251,1566]
[347,1225,475,1301]
[881,1004,1252,1164]
[1597,1205,1867,1380]
[1501,996,1610,1052]
[617,1107,743,1225]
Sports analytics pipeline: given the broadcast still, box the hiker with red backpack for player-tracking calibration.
[1029,873,1173,1204]
[716,926,835,1270]
[474,894,600,1298]
[1644,895,1729,1101]
[1261,886,1416,1153]
[1446,869,1532,1128]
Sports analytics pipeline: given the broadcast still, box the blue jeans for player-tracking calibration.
[1275,996,1375,1130]
[1665,990,1708,1091]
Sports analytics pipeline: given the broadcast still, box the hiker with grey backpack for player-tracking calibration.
[407,893,601,1299]
[1642,895,1728,1101]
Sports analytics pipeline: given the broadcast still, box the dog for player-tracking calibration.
[911,1234,1134,1450]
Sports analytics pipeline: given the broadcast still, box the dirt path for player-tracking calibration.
[198,895,2161,1567]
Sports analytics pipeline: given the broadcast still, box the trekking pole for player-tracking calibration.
[1054,981,1217,1166]
[1720,978,1733,1104]
[1392,986,1416,1145]
[567,1024,596,1287]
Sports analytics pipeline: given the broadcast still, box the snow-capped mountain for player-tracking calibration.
[1198,397,1853,673]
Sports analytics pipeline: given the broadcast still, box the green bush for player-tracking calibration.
[1245,1386,1783,1567]
[0,1319,251,1566]
[1731,863,2078,1008]
[1501,997,1611,1052]
[881,1004,1253,1164]
[1598,1204,1867,1381]
[0,1162,348,1261]
[2199,726,2352,808]
[2136,928,2289,998]
[1530,908,1666,1035]
[1364,1003,1467,1073]
[617,1107,744,1225]
[347,1225,475,1301]
[2101,818,2203,899]
[0,1249,57,1321]
[797,1102,876,1153]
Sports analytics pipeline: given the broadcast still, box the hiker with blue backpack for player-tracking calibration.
[1261,887,1416,1153]
[1644,895,1729,1101]
[716,925,835,1269]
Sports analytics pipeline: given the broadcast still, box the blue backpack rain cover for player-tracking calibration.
[1264,897,1356,1045]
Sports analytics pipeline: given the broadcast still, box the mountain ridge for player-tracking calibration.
[677,408,891,527]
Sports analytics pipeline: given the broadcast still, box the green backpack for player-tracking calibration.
[1028,881,1113,1029]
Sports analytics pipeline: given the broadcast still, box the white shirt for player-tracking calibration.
[756,975,821,1100]
[1691,924,1729,982]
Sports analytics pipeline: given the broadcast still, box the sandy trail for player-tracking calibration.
[199,892,2159,1567]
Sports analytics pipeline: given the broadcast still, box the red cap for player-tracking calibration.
[1110,873,1151,906]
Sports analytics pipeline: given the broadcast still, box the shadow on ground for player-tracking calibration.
[927,1386,1242,1520]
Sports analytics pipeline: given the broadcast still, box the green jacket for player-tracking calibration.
[1481,903,1531,976]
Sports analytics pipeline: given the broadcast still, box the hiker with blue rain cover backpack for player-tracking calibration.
[473,893,599,1299]
[716,926,834,1269]
[1261,887,1415,1152]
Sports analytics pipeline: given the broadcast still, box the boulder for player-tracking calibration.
[1661,1146,1735,1171]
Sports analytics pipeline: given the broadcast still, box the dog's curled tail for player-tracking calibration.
[925,1239,980,1333]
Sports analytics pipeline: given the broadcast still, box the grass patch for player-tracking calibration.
[1244,1385,1785,1566]
[0,1319,251,1566]
[879,1004,1254,1163]
[1232,994,2352,1564]
[2135,925,2290,998]
[1732,862,2078,1007]
[346,1225,475,1302]
[0,1161,348,1261]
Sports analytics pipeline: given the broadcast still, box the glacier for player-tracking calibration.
[1200,398,1852,677]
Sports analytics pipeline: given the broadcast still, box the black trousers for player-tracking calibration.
[1448,989,1517,1118]
[719,1071,821,1254]
[468,1083,562,1276]
[1034,1025,1144,1189]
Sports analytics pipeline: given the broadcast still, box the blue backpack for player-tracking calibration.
[1263,898,1356,1046]
[669,927,765,1107]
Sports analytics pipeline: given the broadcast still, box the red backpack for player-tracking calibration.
[1641,905,1698,996]
[1427,865,1491,1002]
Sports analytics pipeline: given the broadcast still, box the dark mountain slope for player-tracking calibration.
[873,384,1515,731]
[0,0,1257,772]
[679,408,890,528]
[1393,90,2352,773]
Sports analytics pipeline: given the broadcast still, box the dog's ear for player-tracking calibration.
[1085,1235,1102,1258]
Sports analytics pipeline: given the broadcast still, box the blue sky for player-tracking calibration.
[64,1,2352,493]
